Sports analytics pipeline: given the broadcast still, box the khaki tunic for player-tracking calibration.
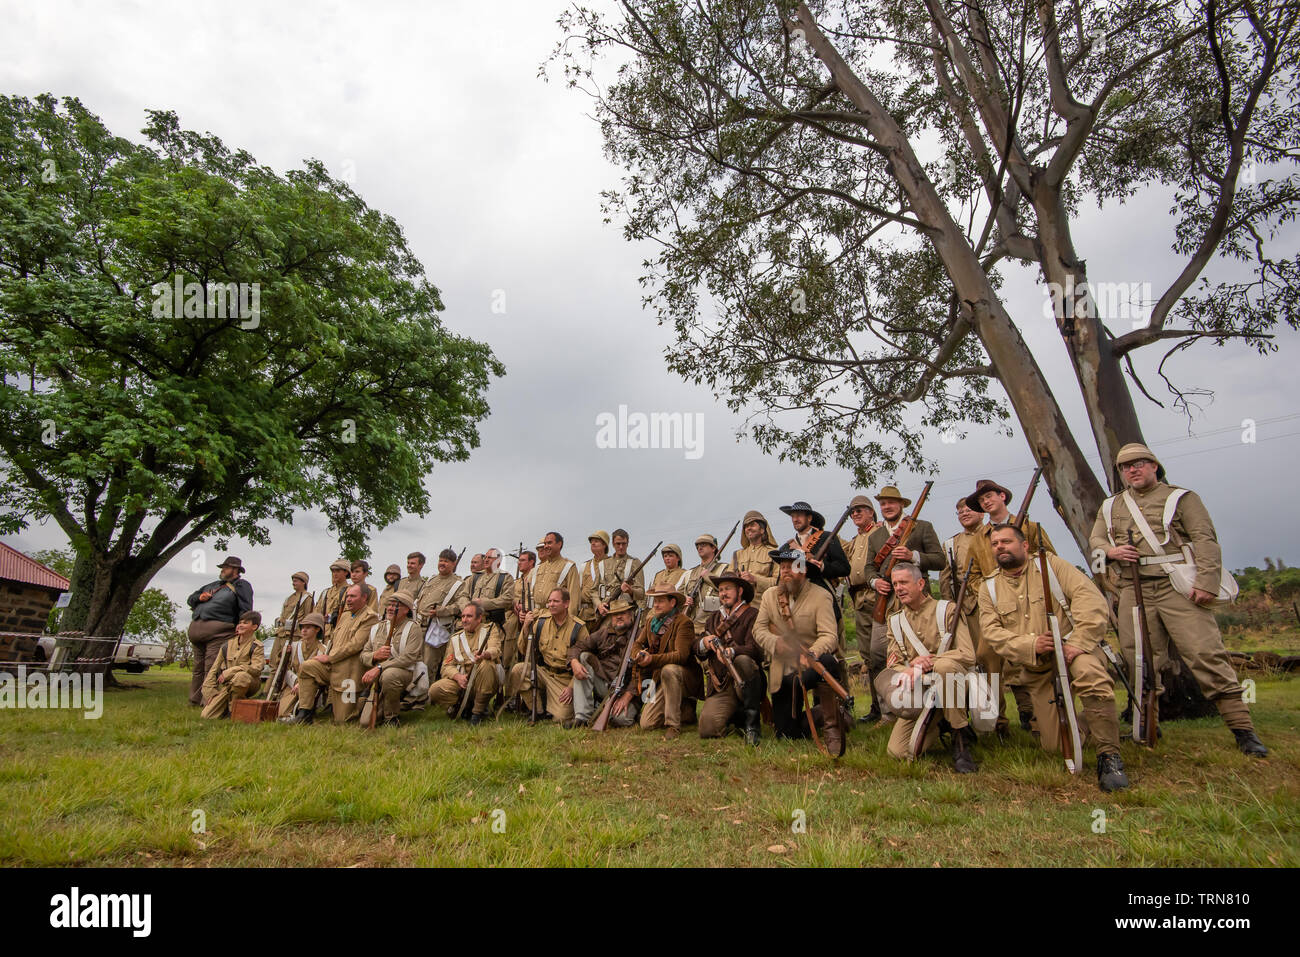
[508,613,588,721]
[431,622,505,714]
[578,555,646,624]
[525,554,582,610]
[276,635,324,717]
[968,518,1055,580]
[648,567,691,607]
[467,569,516,624]
[398,573,426,597]
[298,605,380,722]
[316,582,349,642]
[1088,482,1246,711]
[731,543,777,602]
[415,573,468,627]
[752,583,838,695]
[200,633,265,719]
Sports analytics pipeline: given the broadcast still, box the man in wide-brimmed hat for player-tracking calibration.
[565,594,641,728]
[270,571,314,681]
[360,589,427,727]
[732,510,779,602]
[860,486,944,719]
[753,546,849,756]
[779,502,851,602]
[185,555,254,706]
[964,476,1057,736]
[1089,442,1267,756]
[694,570,764,745]
[617,581,702,739]
[682,533,731,637]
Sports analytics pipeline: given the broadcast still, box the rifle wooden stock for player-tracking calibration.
[1012,467,1043,530]
[776,633,851,703]
[1128,531,1159,748]
[870,481,935,624]
[1042,549,1082,774]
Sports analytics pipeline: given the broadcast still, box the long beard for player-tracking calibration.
[779,578,804,600]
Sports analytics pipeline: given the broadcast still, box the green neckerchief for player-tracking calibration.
[650,606,679,635]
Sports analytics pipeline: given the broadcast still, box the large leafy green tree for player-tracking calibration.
[0,96,504,637]
[552,0,1298,552]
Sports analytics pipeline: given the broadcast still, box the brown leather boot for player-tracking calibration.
[817,687,846,758]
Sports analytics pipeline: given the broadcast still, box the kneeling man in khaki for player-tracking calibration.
[876,563,976,771]
[360,590,425,727]
[431,600,505,724]
[286,584,379,724]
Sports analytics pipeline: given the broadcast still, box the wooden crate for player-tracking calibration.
[231,698,279,723]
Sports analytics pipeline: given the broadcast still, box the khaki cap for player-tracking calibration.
[588,529,611,548]
[606,596,638,615]
[1115,442,1161,470]
[875,486,912,507]
[694,533,718,548]
[329,559,351,573]
[384,563,401,576]
[298,612,326,632]
[849,494,876,511]
[291,571,310,585]
[661,543,683,562]
[384,590,416,612]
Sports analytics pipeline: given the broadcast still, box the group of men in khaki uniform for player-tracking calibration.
[222,440,1267,789]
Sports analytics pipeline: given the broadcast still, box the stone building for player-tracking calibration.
[0,542,71,663]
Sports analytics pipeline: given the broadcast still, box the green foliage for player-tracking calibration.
[123,587,177,643]
[0,96,503,630]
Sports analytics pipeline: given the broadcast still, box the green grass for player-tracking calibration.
[1,667,1297,867]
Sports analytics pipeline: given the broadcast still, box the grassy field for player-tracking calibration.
[1,665,1297,867]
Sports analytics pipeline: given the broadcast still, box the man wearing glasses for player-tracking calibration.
[1090,442,1267,756]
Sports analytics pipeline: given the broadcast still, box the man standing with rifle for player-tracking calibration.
[694,571,763,746]
[593,529,648,619]
[682,527,737,636]
[504,547,536,672]
[876,562,977,771]
[845,494,882,722]
[317,559,351,644]
[732,510,779,603]
[862,485,941,718]
[1089,442,1267,756]
[415,547,468,677]
[780,500,851,602]
[964,474,1053,735]
[753,547,850,756]
[270,571,314,679]
[977,525,1130,791]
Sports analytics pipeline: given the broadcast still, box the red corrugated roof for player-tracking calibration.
[0,542,71,591]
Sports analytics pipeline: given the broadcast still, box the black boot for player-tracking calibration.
[282,707,313,725]
[740,678,763,746]
[469,712,484,726]
[1097,752,1130,792]
[1018,709,1033,732]
[859,668,883,724]
[1232,728,1269,757]
[951,726,978,774]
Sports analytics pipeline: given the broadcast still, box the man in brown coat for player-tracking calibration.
[694,571,763,745]
[1089,442,1267,756]
[939,497,997,737]
[753,547,849,755]
[359,590,424,727]
[614,583,702,739]
[200,610,265,719]
[286,584,379,724]
[565,595,640,727]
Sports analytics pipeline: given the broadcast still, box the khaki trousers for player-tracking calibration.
[366,665,414,720]
[200,671,259,719]
[1021,648,1120,757]
[639,663,704,731]
[296,658,358,724]
[187,619,235,705]
[507,663,572,722]
[1116,577,1244,702]
[876,657,971,759]
[698,655,759,738]
[429,665,500,716]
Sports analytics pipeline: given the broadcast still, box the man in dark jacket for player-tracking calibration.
[564,595,639,727]
[186,555,254,706]
[695,571,763,745]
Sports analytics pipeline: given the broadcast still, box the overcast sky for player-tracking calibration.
[3,0,1296,624]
